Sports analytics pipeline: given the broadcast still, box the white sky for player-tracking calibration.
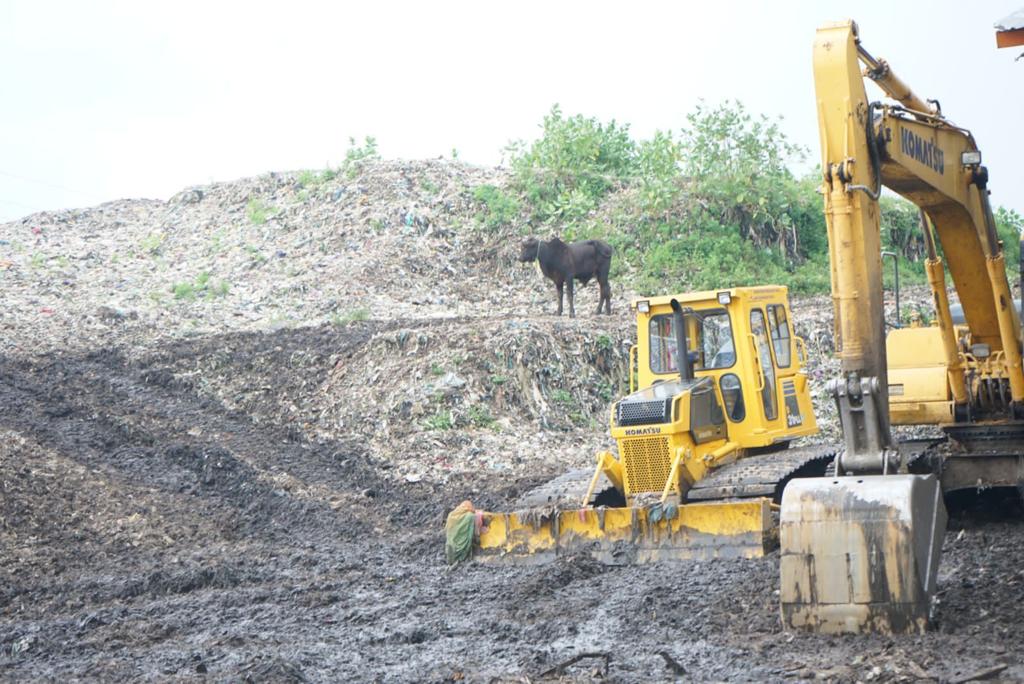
[1,0,1022,222]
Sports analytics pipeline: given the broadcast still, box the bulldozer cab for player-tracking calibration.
[630,286,817,450]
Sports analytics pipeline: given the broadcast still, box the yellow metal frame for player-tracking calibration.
[598,286,817,502]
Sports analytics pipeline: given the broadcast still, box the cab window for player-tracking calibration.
[767,304,792,368]
[648,309,735,374]
[750,308,778,420]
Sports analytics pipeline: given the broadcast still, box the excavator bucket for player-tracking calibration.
[475,498,775,564]
[779,474,946,634]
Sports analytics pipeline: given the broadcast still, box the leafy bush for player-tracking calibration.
[424,409,453,431]
[172,282,195,301]
[550,388,574,405]
[342,136,380,179]
[472,184,521,231]
[467,405,496,429]
[507,105,637,227]
[483,102,1020,297]
[171,272,230,301]
[636,130,685,215]
[332,308,370,325]
[995,207,1023,269]
[140,232,165,256]
[679,101,814,263]
[247,198,271,225]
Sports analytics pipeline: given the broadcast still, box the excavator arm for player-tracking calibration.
[813,20,1022,474]
[779,20,1021,634]
[813,22,894,473]
[878,94,1022,395]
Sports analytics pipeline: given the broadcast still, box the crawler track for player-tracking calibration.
[686,444,836,501]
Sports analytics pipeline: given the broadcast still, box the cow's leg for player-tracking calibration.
[556,280,564,316]
[598,260,612,314]
[600,279,611,314]
[567,277,576,318]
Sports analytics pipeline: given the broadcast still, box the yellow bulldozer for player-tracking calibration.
[473,286,832,563]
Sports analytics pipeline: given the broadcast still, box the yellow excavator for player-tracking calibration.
[780,20,1023,634]
[474,286,832,563]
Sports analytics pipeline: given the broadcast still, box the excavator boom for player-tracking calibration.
[784,19,1024,634]
[777,20,1018,633]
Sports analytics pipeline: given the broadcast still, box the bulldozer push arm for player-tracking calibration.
[781,20,1021,634]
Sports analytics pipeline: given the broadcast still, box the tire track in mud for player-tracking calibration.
[0,337,422,540]
[2,327,1024,682]
[0,326,553,681]
[0,333,408,679]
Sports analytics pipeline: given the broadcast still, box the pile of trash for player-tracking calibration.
[0,157,946,483]
[316,315,632,481]
[0,159,576,356]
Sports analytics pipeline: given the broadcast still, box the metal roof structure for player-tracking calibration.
[995,8,1024,48]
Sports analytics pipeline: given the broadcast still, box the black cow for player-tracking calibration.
[519,237,613,317]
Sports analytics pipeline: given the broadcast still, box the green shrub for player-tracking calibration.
[140,232,165,255]
[424,409,453,431]
[420,176,439,194]
[550,389,574,405]
[172,282,195,301]
[171,271,230,302]
[472,184,521,231]
[636,130,684,214]
[332,308,370,325]
[996,207,1023,268]
[211,280,230,297]
[247,198,271,225]
[342,136,380,179]
[484,101,1020,297]
[297,168,337,189]
[468,405,495,428]
[508,104,637,226]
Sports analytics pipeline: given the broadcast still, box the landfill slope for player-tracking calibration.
[1,160,1022,682]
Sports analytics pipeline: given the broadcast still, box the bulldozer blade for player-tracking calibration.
[779,474,946,634]
[475,498,774,564]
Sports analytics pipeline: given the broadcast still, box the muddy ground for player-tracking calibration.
[1,322,1022,683]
